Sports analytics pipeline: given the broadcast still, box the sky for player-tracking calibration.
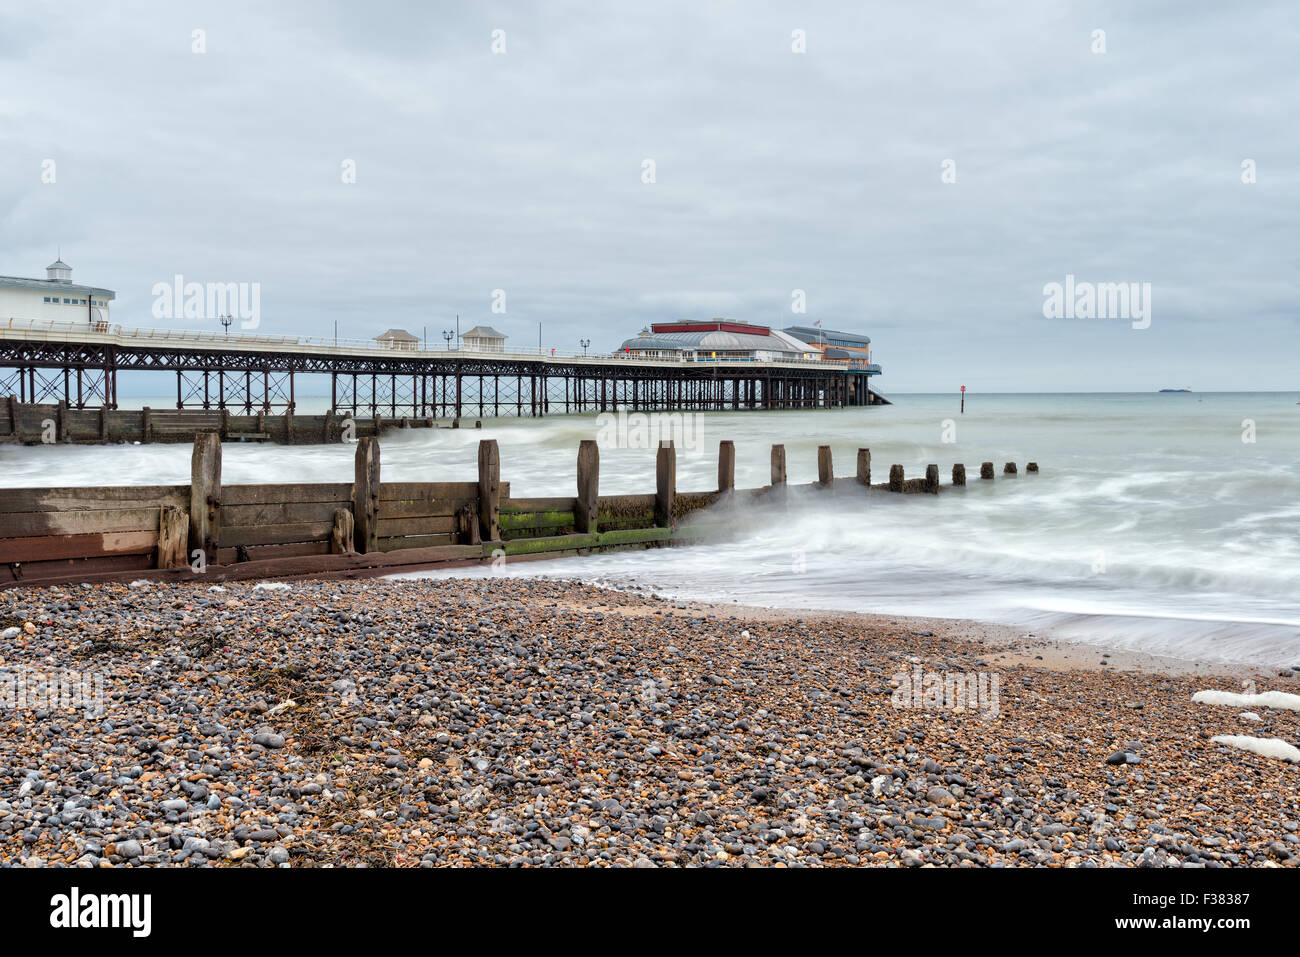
[0,0,1296,393]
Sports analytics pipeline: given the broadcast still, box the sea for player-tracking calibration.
[2,392,1298,667]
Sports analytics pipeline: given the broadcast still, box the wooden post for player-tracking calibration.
[98,406,108,442]
[655,440,676,527]
[980,461,994,480]
[56,399,67,443]
[856,448,871,486]
[1026,462,1039,473]
[220,408,231,441]
[889,464,904,492]
[478,438,500,543]
[575,440,599,533]
[924,464,940,494]
[189,432,222,566]
[142,406,152,443]
[284,408,294,445]
[353,436,380,554]
[1004,462,1018,476]
[818,445,833,486]
[952,464,966,486]
[331,508,355,554]
[770,444,787,488]
[7,395,16,436]
[461,502,481,546]
[718,440,735,493]
[255,410,265,439]
[156,505,187,568]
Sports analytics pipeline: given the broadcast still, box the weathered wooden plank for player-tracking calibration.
[221,483,352,506]
[157,505,188,568]
[500,510,575,532]
[377,533,458,552]
[0,507,162,538]
[219,521,335,548]
[374,499,467,520]
[379,481,508,501]
[501,496,578,513]
[0,529,157,563]
[0,486,188,513]
[595,493,655,509]
[375,515,457,537]
[216,541,331,564]
[331,509,354,554]
[3,542,487,589]
[14,553,154,579]
[222,501,345,527]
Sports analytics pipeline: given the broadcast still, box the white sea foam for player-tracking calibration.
[1192,690,1300,712]
[1210,735,1300,763]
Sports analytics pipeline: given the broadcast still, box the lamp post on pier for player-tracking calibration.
[580,338,590,356]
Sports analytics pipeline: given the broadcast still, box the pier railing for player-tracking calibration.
[0,433,1037,588]
[0,317,842,370]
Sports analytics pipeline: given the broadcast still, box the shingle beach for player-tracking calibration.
[1,577,1296,868]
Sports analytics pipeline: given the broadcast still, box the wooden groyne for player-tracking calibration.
[0,435,1037,589]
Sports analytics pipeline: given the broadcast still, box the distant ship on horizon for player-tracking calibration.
[1158,388,1192,393]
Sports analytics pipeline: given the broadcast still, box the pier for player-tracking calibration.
[0,433,1035,589]
[0,319,886,424]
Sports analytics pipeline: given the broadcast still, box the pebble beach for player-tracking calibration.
[1,577,1297,868]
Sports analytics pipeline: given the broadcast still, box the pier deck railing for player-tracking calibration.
[0,317,841,371]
